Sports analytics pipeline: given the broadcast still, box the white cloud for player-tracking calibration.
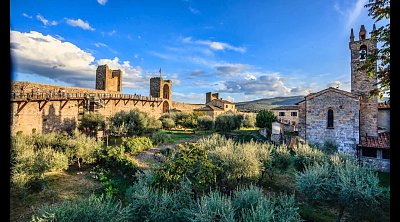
[10,30,146,90]
[327,80,351,91]
[346,0,368,28]
[36,14,58,26]
[66,18,95,31]
[225,96,235,102]
[215,72,311,97]
[55,35,65,41]
[214,63,250,77]
[22,13,32,19]
[189,7,200,14]
[94,42,107,48]
[97,0,108,5]
[333,2,345,16]
[244,74,257,80]
[182,37,246,53]
[173,92,204,103]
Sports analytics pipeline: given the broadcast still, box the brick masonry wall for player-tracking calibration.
[304,91,359,153]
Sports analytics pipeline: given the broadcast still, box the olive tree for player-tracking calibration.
[296,157,390,221]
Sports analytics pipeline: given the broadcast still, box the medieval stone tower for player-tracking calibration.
[96,64,123,93]
[350,25,378,137]
[150,77,172,113]
[206,92,219,103]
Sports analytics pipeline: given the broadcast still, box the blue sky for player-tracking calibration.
[10,0,384,103]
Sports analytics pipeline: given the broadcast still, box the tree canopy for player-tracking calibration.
[362,0,390,98]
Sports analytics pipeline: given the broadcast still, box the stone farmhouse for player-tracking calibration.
[295,25,390,171]
[193,92,237,119]
[10,64,173,135]
[270,105,299,131]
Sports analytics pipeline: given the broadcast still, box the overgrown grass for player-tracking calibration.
[10,167,101,222]
[161,129,214,144]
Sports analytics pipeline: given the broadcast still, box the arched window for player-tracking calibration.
[163,84,170,99]
[327,109,334,128]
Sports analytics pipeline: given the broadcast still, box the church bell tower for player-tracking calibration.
[349,25,378,137]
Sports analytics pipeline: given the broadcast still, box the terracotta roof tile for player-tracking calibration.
[359,132,390,149]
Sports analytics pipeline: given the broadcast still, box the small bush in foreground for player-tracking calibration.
[31,194,130,222]
[296,158,390,222]
[121,136,153,155]
[151,131,173,145]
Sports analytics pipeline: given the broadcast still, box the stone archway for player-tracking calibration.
[163,84,170,99]
[162,101,169,113]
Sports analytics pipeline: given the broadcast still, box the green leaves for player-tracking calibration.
[255,110,277,130]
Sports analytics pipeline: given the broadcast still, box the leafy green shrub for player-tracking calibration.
[125,172,193,222]
[242,113,256,128]
[98,146,139,177]
[206,138,272,185]
[272,145,292,171]
[78,112,105,136]
[109,109,162,137]
[272,194,302,222]
[240,197,274,222]
[256,109,277,131]
[65,131,103,169]
[322,139,338,154]
[197,134,229,151]
[189,191,235,222]
[197,115,214,131]
[153,143,220,194]
[292,144,325,171]
[162,117,176,129]
[296,159,390,221]
[215,114,243,132]
[121,136,153,155]
[11,134,68,191]
[232,185,265,219]
[151,131,173,145]
[31,194,130,222]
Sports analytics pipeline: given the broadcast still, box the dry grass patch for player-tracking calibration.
[10,167,101,222]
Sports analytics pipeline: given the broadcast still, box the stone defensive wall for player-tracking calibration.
[11,81,164,135]
[172,101,204,113]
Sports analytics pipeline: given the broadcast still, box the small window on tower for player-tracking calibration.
[359,45,367,61]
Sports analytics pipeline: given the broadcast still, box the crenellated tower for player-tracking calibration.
[96,64,122,93]
[350,25,378,137]
[150,77,172,113]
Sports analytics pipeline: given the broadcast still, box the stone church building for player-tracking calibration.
[296,25,390,171]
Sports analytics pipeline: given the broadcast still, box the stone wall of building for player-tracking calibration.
[304,91,359,153]
[96,65,122,93]
[150,77,172,113]
[12,81,105,94]
[11,97,164,135]
[378,109,390,132]
[297,101,306,139]
[271,109,299,126]
[11,80,166,135]
[350,25,378,137]
[172,102,204,113]
[11,100,82,135]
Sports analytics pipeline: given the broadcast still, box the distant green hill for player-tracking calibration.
[235,96,304,112]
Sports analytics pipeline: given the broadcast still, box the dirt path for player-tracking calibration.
[134,144,174,169]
